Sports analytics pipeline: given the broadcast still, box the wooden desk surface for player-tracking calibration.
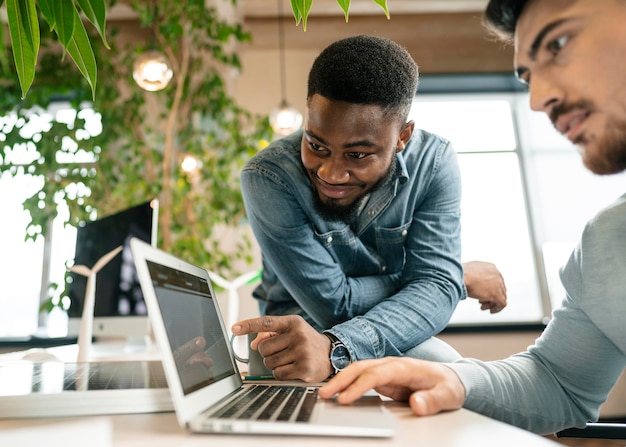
[0,403,560,446]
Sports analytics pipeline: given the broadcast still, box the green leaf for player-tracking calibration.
[65,7,97,99]
[372,0,390,19]
[6,0,40,98]
[37,0,57,30]
[76,0,110,49]
[290,0,302,26]
[336,0,350,22]
[290,0,312,30]
[53,0,75,50]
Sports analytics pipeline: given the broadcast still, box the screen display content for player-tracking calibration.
[67,200,158,321]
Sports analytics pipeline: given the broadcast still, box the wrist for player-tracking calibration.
[324,333,351,376]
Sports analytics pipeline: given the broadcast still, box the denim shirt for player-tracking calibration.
[240,129,464,361]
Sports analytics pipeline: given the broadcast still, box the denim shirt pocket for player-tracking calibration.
[313,226,358,272]
[374,222,411,273]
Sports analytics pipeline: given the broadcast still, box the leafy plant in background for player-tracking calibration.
[0,1,272,312]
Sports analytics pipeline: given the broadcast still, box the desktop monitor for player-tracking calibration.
[67,199,159,340]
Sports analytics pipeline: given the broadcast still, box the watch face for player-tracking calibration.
[331,344,351,371]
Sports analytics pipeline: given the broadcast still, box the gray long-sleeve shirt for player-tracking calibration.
[448,192,626,435]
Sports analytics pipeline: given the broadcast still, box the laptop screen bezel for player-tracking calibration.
[131,238,244,426]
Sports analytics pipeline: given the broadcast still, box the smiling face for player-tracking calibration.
[514,0,626,174]
[301,94,414,222]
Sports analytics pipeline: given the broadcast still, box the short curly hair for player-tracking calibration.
[483,0,531,43]
[307,35,418,124]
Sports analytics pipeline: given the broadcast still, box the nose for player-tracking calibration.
[316,156,349,184]
[528,72,563,114]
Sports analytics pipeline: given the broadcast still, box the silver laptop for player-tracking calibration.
[0,359,172,418]
[130,238,395,437]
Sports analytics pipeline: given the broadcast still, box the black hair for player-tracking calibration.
[307,35,418,123]
[483,0,532,42]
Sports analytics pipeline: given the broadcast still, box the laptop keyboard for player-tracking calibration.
[207,385,318,423]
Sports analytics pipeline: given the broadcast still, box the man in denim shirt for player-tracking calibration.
[233,35,505,383]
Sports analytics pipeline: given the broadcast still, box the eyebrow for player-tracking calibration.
[305,129,377,149]
[515,18,570,82]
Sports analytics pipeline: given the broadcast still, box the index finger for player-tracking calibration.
[319,359,383,402]
[232,315,294,336]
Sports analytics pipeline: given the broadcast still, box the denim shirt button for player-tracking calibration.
[326,236,333,244]
[381,265,387,272]
[402,229,408,237]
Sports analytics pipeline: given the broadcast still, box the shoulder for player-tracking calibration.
[561,193,626,302]
[242,131,303,184]
[402,129,456,166]
[580,193,626,250]
[245,131,302,169]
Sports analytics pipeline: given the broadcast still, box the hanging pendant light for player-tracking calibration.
[269,0,303,136]
[132,2,173,92]
[133,50,173,91]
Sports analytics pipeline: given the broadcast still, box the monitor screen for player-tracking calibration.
[67,199,158,338]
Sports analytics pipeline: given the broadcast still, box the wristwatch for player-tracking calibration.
[326,333,351,375]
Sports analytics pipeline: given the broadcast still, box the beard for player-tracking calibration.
[311,159,398,224]
[551,101,626,175]
[577,119,626,175]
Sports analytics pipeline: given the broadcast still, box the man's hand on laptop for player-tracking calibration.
[232,315,334,383]
[318,357,466,416]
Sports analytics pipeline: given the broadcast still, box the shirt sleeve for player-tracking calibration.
[241,166,401,327]
[448,201,626,434]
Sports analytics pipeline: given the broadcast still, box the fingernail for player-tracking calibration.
[232,324,242,333]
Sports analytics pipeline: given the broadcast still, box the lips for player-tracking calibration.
[554,111,590,142]
[316,180,353,199]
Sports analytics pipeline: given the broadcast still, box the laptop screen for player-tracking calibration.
[146,260,237,395]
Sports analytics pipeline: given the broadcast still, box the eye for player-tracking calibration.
[546,35,569,55]
[308,142,322,151]
[348,152,368,160]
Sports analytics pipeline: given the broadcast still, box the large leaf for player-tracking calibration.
[6,0,40,98]
[76,0,110,49]
[53,0,76,51]
[65,7,97,99]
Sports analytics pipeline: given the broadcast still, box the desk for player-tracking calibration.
[0,403,560,446]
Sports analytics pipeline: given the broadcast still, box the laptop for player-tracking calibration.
[130,237,395,437]
[0,358,172,418]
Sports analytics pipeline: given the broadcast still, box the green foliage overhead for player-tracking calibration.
[0,0,391,98]
[290,0,389,30]
[1,0,108,99]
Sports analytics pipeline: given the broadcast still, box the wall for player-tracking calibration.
[233,11,514,117]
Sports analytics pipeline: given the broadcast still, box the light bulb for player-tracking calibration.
[181,154,201,173]
[270,102,303,136]
[133,50,173,91]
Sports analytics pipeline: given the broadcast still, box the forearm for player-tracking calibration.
[330,276,462,360]
[449,301,625,434]
[242,170,401,327]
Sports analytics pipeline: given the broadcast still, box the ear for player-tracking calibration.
[396,120,415,153]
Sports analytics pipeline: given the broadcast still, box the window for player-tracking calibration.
[0,103,99,337]
[410,82,626,326]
